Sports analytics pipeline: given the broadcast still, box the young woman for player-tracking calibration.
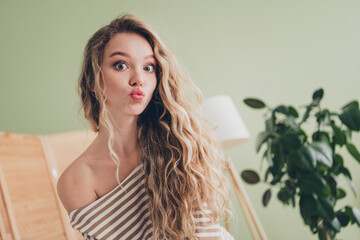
[57,14,234,240]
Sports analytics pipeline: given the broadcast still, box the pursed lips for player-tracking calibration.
[130,89,145,100]
[130,89,145,96]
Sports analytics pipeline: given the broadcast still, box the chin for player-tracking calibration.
[129,109,146,116]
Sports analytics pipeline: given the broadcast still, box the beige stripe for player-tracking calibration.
[133,218,153,240]
[197,236,222,240]
[194,212,217,219]
[110,207,151,239]
[144,229,153,240]
[196,219,219,227]
[114,201,152,239]
[74,174,146,230]
[90,190,149,238]
[115,214,152,239]
[195,227,221,233]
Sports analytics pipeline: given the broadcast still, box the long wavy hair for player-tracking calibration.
[78,14,233,239]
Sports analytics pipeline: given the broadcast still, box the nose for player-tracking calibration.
[129,68,144,87]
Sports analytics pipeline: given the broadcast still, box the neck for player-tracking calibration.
[91,112,139,163]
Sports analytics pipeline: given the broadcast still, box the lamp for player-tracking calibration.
[201,95,250,148]
[201,95,267,240]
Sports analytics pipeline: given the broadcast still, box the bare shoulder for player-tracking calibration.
[56,155,98,214]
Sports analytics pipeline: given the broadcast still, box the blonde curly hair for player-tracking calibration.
[77,14,233,239]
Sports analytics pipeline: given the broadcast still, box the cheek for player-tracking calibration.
[149,83,157,97]
[103,72,126,89]
[151,75,158,91]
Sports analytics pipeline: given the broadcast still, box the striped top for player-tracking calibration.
[68,163,234,240]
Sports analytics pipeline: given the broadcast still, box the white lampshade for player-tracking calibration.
[201,95,250,149]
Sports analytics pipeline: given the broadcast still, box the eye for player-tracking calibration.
[113,61,128,70]
[144,64,155,73]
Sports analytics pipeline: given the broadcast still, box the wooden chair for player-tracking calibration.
[0,130,96,240]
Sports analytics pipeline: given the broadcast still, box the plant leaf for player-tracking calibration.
[318,228,327,240]
[297,128,308,143]
[283,116,298,131]
[316,109,331,127]
[265,118,275,131]
[345,206,356,224]
[341,100,359,111]
[311,141,333,168]
[276,123,288,134]
[298,172,327,195]
[262,189,271,207]
[341,167,352,180]
[339,104,360,131]
[270,171,285,185]
[243,98,266,109]
[288,106,299,118]
[241,170,260,184]
[317,196,335,221]
[345,143,360,164]
[264,168,270,182]
[336,188,346,200]
[255,131,270,153]
[352,207,360,227]
[331,154,344,175]
[300,105,313,124]
[266,141,273,167]
[325,174,337,197]
[300,194,317,218]
[342,170,357,197]
[290,145,316,171]
[344,129,352,142]
[330,121,347,146]
[336,211,350,227]
[312,88,324,102]
[312,131,330,146]
[273,105,288,115]
[277,187,292,205]
[327,217,341,232]
[281,133,302,150]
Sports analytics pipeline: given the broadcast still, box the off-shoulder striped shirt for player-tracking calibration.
[68,163,234,240]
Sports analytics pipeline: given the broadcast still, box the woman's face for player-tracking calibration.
[100,32,157,117]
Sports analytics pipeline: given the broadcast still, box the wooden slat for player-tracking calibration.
[0,163,18,240]
[40,130,96,175]
[0,132,66,239]
[39,130,96,240]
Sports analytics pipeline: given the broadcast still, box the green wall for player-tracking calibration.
[1,0,359,239]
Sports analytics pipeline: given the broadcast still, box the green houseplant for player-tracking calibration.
[241,88,360,240]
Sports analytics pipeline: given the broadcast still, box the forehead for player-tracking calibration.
[103,32,153,58]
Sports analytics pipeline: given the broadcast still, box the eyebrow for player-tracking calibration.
[109,51,154,60]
